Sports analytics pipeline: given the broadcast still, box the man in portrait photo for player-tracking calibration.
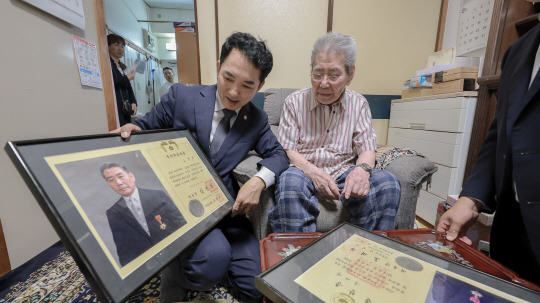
[101,162,187,266]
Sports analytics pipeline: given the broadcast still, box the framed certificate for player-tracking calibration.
[6,129,234,302]
[256,223,540,303]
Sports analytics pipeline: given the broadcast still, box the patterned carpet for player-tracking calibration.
[0,242,241,302]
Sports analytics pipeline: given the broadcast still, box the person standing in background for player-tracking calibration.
[108,34,138,126]
[159,67,176,98]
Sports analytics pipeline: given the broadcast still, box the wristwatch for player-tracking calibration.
[356,163,373,175]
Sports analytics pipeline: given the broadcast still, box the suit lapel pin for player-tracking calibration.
[155,215,167,230]
[243,115,247,120]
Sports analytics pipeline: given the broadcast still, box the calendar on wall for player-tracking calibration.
[456,0,494,55]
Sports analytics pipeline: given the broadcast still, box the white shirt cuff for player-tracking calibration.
[255,166,275,189]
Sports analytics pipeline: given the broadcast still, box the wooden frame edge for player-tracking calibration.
[94,0,118,131]
[327,0,334,32]
[436,0,449,51]
[214,0,220,61]
[194,0,202,84]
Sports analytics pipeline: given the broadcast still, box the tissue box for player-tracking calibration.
[409,74,433,88]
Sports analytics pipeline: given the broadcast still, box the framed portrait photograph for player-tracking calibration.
[256,223,540,303]
[6,129,234,302]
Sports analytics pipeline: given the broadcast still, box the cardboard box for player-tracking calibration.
[432,78,476,95]
[434,67,479,83]
[401,87,433,99]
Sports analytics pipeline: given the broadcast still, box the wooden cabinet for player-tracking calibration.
[388,92,477,225]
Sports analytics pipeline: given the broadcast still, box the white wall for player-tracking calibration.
[157,37,177,61]
[148,8,195,34]
[217,0,328,89]
[0,0,108,268]
[334,0,441,95]
[103,0,155,55]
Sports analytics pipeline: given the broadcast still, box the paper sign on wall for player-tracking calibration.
[73,35,103,89]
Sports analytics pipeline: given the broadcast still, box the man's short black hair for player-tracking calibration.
[163,67,173,73]
[219,32,273,84]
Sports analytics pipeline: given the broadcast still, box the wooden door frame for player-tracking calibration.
[94,0,117,131]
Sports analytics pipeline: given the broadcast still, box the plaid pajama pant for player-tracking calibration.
[269,166,401,233]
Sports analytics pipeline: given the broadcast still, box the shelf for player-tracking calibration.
[394,91,478,102]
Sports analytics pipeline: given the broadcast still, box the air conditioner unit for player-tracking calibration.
[142,29,156,51]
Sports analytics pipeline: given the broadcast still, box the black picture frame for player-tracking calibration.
[256,223,540,303]
[5,129,235,302]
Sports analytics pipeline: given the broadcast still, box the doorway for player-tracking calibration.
[96,0,200,130]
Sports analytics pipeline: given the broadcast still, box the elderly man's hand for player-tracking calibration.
[306,166,340,200]
[110,123,141,138]
[232,176,265,217]
[342,167,370,199]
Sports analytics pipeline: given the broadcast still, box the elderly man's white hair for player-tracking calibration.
[311,32,357,75]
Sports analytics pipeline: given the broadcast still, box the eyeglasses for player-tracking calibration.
[311,72,343,83]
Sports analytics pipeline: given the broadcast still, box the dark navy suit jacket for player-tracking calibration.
[461,24,540,272]
[133,84,289,196]
[106,188,186,266]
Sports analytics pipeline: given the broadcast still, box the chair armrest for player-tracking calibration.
[385,155,438,229]
[385,155,437,188]
[232,153,263,184]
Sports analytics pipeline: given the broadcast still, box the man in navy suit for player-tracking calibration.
[113,32,289,301]
[102,162,187,267]
[437,23,540,284]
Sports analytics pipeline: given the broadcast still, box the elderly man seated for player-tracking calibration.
[268,32,401,233]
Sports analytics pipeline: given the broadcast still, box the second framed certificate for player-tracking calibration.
[6,129,234,302]
[256,223,540,302]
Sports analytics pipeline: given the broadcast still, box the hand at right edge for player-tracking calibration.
[436,196,481,245]
[110,123,141,139]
